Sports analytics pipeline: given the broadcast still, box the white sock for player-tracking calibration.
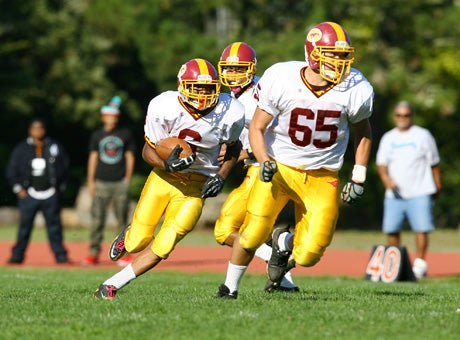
[254,243,273,262]
[280,270,296,288]
[224,262,248,293]
[278,232,293,252]
[104,263,137,289]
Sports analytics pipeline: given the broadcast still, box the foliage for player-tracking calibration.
[0,0,459,228]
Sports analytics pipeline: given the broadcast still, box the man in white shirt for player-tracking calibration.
[376,100,442,279]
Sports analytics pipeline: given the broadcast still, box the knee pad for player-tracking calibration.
[239,214,273,251]
[151,224,188,259]
[292,249,323,267]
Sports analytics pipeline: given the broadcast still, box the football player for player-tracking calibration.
[214,42,299,293]
[217,22,374,298]
[93,58,245,299]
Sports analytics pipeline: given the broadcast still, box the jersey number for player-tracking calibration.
[289,108,340,148]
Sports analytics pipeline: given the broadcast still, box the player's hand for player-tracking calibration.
[201,175,225,198]
[164,145,196,172]
[260,161,277,182]
[341,181,364,204]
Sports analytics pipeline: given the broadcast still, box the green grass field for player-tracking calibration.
[1,227,459,339]
[1,268,459,339]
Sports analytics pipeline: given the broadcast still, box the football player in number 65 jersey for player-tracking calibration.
[217,22,374,298]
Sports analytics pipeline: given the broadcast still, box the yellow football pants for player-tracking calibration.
[214,165,259,244]
[124,169,206,259]
[239,161,339,267]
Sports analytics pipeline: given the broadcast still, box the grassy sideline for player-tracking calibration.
[1,268,459,339]
[1,226,459,338]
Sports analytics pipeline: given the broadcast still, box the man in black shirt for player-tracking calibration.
[5,118,70,264]
[82,96,136,266]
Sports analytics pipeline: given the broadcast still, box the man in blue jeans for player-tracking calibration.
[376,101,442,279]
[6,118,70,264]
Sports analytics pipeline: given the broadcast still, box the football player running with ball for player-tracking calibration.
[214,42,299,294]
[93,58,244,299]
[217,22,374,298]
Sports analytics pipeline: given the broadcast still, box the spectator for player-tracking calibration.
[82,96,136,266]
[376,100,441,279]
[6,118,70,264]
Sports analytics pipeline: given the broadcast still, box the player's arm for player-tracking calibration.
[249,107,277,182]
[87,151,99,197]
[352,118,372,174]
[142,141,167,169]
[249,107,272,164]
[201,141,241,199]
[341,118,372,204]
[217,140,242,179]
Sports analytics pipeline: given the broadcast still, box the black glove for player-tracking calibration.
[201,175,225,198]
[260,161,277,182]
[341,181,364,204]
[164,145,196,172]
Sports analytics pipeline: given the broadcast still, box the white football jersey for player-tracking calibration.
[230,76,259,165]
[144,91,245,177]
[255,61,374,171]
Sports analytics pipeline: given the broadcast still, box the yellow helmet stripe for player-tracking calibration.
[327,22,346,41]
[196,58,210,75]
[229,42,242,57]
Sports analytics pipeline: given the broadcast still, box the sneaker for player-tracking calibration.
[109,225,130,261]
[117,254,135,267]
[8,256,24,264]
[264,278,300,293]
[216,284,238,299]
[412,258,428,279]
[81,255,99,266]
[267,226,293,284]
[56,254,69,264]
[93,284,117,300]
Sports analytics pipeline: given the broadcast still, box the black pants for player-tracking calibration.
[11,194,67,261]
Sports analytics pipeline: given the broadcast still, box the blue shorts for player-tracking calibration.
[382,195,434,234]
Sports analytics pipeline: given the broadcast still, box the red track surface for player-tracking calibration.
[1,241,459,278]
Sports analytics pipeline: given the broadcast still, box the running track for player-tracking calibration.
[1,241,458,278]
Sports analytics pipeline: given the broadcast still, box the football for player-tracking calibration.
[155,137,193,160]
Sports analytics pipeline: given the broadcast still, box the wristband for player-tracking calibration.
[351,165,367,183]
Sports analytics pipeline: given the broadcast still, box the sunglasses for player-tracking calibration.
[394,113,411,118]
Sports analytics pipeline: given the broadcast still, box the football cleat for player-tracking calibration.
[267,226,294,285]
[264,278,300,293]
[109,225,130,261]
[93,284,117,300]
[216,284,238,299]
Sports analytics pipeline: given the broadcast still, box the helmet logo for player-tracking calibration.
[178,64,186,79]
[307,28,322,44]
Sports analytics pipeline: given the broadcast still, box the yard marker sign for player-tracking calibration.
[365,245,416,282]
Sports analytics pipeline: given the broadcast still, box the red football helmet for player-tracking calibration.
[304,22,355,84]
[177,58,221,111]
[218,42,257,91]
